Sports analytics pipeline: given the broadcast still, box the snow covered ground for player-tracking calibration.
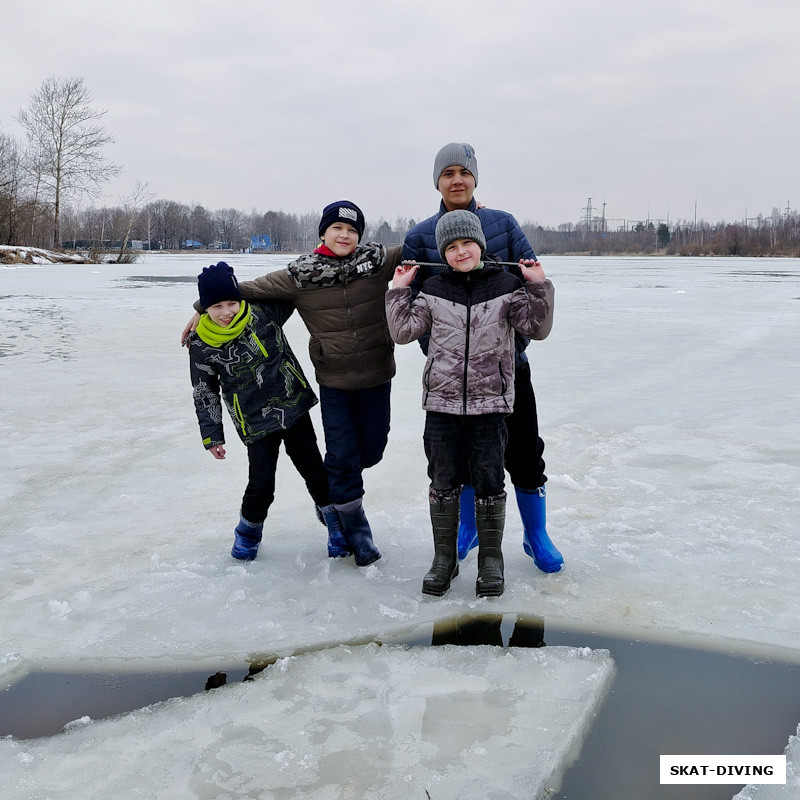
[1,252,798,798]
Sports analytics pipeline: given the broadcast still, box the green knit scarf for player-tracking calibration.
[196,302,251,347]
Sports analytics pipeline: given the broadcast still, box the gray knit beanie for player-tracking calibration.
[433,142,478,188]
[435,210,486,261]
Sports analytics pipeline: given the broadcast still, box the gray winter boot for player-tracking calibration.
[475,496,506,597]
[422,493,461,597]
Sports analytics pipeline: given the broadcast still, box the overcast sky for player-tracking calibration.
[3,0,799,227]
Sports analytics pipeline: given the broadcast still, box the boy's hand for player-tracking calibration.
[181,312,201,346]
[519,258,546,283]
[208,445,226,460]
[392,261,419,289]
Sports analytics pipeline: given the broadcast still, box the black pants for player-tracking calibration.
[504,362,547,490]
[424,411,508,500]
[241,413,330,523]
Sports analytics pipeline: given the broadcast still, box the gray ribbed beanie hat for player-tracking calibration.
[435,210,486,261]
[433,142,478,188]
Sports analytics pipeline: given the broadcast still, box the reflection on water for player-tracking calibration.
[3,614,800,800]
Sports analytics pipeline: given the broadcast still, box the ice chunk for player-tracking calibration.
[0,643,614,800]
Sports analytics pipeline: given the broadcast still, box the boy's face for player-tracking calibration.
[437,166,476,211]
[322,222,359,257]
[444,238,482,272]
[207,300,241,327]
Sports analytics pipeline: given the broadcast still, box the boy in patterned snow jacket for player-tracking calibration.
[182,201,402,568]
[187,261,346,562]
[386,210,554,599]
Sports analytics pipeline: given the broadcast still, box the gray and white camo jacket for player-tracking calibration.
[385,262,554,415]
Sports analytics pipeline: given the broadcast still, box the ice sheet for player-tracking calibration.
[0,643,614,799]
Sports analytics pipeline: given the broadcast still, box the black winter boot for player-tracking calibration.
[422,495,460,596]
[475,497,506,597]
[335,499,381,567]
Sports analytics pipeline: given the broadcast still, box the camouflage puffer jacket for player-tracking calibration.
[235,243,402,391]
[385,262,554,415]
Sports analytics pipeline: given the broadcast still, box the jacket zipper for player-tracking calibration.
[341,280,362,379]
[462,274,473,415]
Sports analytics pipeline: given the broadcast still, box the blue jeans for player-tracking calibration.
[319,382,391,504]
[423,411,508,500]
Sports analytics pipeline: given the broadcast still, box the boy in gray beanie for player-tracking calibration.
[403,142,564,576]
[434,208,486,260]
[386,211,554,598]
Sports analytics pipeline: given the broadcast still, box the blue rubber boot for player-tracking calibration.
[335,499,381,567]
[317,504,351,558]
[456,484,479,561]
[516,487,564,573]
[231,514,263,560]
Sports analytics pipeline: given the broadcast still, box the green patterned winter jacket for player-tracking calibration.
[188,301,316,448]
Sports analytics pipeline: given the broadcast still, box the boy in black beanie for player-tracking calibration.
[187,261,347,561]
[182,202,403,567]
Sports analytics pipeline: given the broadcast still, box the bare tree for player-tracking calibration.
[116,180,153,261]
[214,207,245,249]
[16,76,120,248]
[0,129,24,244]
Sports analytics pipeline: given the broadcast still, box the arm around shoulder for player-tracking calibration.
[239,269,297,302]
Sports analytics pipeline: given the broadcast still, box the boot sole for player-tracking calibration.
[422,564,459,596]
[475,582,504,597]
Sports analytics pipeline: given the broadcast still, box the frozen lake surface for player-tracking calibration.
[1,253,799,797]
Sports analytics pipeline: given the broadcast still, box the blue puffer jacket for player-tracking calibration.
[402,199,537,363]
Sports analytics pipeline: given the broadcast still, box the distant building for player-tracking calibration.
[250,234,274,252]
[181,240,203,249]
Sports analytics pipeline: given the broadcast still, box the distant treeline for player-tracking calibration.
[3,179,798,258]
[3,190,800,258]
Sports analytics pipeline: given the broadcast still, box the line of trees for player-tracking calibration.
[523,210,800,257]
[3,76,799,258]
[56,201,416,253]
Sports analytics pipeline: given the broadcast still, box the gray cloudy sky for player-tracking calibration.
[3,0,799,227]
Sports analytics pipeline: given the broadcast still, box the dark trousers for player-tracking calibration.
[240,413,330,523]
[504,362,547,490]
[319,381,391,504]
[424,411,508,500]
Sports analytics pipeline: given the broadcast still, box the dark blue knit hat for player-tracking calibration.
[318,200,365,241]
[198,262,242,308]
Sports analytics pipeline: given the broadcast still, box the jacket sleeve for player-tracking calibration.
[508,279,554,341]
[238,268,298,303]
[255,299,295,328]
[402,230,424,262]
[189,345,225,448]
[507,214,537,262]
[378,245,403,281]
[385,287,433,344]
